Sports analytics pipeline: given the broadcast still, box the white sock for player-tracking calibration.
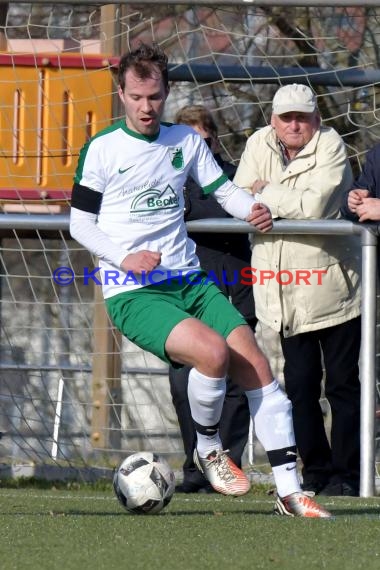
[271,464,300,498]
[187,367,226,458]
[245,380,301,497]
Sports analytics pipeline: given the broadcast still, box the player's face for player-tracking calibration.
[271,111,320,152]
[118,67,169,136]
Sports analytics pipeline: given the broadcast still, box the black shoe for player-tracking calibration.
[175,481,215,494]
[319,480,359,497]
[195,483,215,494]
[301,479,329,495]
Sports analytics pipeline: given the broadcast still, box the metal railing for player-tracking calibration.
[189,217,379,497]
[0,1,377,6]
[0,213,378,495]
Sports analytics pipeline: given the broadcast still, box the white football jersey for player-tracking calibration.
[73,121,229,298]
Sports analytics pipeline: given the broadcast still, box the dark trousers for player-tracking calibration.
[280,316,361,486]
[169,366,250,485]
[168,242,255,485]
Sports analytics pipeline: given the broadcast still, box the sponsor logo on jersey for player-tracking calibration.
[168,147,184,170]
[130,184,179,212]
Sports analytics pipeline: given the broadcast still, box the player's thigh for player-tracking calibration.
[165,278,245,371]
[188,278,247,339]
[105,289,189,366]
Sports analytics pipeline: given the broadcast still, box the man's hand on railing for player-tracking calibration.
[246,202,273,233]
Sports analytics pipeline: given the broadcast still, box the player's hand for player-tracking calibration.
[347,189,370,213]
[120,250,162,275]
[246,203,273,233]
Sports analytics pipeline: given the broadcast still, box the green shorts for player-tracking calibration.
[105,272,247,367]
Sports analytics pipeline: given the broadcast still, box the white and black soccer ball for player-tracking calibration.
[113,451,176,515]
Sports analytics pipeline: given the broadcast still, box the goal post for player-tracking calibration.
[91,283,122,451]
[0,1,379,485]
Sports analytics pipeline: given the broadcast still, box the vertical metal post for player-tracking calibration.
[359,225,378,497]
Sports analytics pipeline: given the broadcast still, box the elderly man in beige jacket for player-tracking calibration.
[234,83,361,496]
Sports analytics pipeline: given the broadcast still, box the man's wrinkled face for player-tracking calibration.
[271,111,320,151]
[118,66,169,136]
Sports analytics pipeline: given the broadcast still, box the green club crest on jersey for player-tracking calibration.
[169,147,184,170]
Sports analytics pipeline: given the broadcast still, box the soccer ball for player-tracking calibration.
[113,451,176,515]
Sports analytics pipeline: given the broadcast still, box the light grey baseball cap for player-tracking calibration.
[272,83,317,115]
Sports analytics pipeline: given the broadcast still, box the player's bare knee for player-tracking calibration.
[200,336,229,376]
[210,338,230,370]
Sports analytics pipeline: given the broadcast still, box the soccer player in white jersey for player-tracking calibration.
[70,43,331,518]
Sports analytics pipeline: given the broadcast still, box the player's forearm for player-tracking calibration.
[213,181,258,220]
[70,207,126,268]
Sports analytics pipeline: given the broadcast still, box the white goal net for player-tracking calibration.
[0,1,379,484]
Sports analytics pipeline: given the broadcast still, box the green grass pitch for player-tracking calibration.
[0,487,379,570]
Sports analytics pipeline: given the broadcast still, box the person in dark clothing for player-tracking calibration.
[341,142,380,277]
[169,105,256,493]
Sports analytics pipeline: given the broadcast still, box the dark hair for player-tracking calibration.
[174,105,218,138]
[118,42,169,90]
